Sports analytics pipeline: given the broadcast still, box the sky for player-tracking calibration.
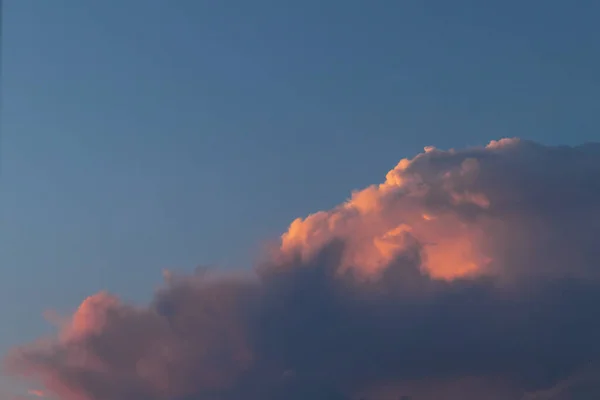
[1,1,600,399]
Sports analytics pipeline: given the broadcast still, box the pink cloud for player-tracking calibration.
[5,139,600,400]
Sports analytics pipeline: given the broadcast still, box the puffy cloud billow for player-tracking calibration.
[6,139,600,400]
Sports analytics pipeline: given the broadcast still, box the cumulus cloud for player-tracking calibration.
[5,139,600,400]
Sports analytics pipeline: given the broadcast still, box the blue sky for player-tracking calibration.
[1,0,599,381]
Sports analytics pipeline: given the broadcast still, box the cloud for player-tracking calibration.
[5,139,600,399]
[522,370,600,399]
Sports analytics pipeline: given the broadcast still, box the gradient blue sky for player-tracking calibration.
[1,0,599,371]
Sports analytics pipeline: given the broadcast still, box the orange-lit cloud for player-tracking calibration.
[5,139,600,400]
[277,145,499,280]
